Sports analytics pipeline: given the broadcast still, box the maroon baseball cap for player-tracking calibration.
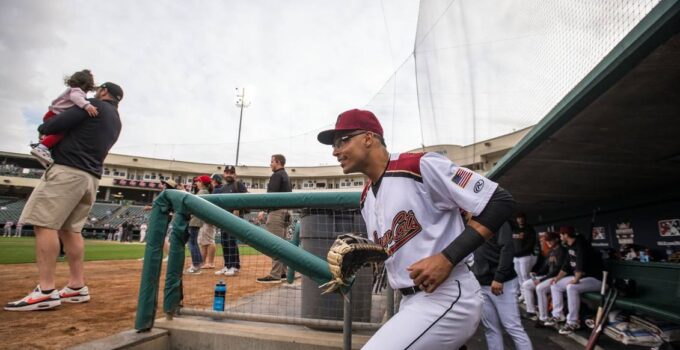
[317,109,383,145]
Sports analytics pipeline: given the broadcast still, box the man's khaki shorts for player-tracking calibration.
[198,224,216,246]
[20,164,99,232]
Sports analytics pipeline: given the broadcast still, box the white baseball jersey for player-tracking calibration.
[361,152,498,289]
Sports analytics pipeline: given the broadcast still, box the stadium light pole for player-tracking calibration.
[234,87,251,166]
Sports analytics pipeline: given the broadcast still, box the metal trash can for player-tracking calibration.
[300,209,373,330]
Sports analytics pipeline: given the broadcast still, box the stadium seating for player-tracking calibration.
[0,199,27,223]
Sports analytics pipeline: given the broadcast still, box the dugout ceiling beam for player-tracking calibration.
[488,1,680,221]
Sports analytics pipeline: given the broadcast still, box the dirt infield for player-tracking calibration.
[0,255,276,350]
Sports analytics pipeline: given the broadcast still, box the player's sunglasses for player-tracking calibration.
[332,131,367,150]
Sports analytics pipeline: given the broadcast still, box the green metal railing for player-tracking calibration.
[134,190,360,331]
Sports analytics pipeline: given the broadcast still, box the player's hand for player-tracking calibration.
[407,253,453,293]
[85,104,99,117]
[569,278,579,285]
[550,277,557,285]
[491,281,504,295]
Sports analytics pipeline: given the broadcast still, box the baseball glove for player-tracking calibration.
[319,233,388,295]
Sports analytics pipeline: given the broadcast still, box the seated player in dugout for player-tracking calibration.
[317,109,516,349]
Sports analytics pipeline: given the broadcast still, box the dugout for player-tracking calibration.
[487,1,680,324]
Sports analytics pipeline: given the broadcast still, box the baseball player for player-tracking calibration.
[472,220,532,350]
[521,231,566,324]
[317,109,516,349]
[545,226,604,335]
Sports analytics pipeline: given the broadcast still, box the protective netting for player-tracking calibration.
[366,0,660,153]
[177,209,386,329]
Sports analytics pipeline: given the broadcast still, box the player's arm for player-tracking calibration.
[491,222,516,295]
[409,187,515,293]
[38,106,88,135]
[553,269,567,284]
[572,242,585,283]
[441,186,516,267]
[571,271,584,284]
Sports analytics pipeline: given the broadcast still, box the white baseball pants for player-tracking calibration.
[481,278,533,350]
[513,255,537,288]
[534,278,554,321]
[363,265,483,350]
[520,276,546,314]
[550,276,601,324]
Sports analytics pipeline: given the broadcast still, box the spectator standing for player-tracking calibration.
[3,220,12,237]
[5,82,122,311]
[522,231,567,323]
[256,154,292,284]
[121,221,132,243]
[545,226,604,334]
[114,224,123,242]
[197,177,216,269]
[185,175,211,274]
[14,222,23,237]
[139,222,148,243]
[214,165,247,276]
[211,174,223,193]
[512,213,537,296]
[473,220,533,350]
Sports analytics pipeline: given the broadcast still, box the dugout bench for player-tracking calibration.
[582,260,680,324]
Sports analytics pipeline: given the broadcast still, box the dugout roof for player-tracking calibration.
[487,2,680,220]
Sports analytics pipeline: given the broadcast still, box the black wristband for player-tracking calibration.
[472,186,516,233]
[442,226,486,266]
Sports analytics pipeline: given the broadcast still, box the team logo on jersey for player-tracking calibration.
[452,169,473,188]
[474,179,484,193]
[372,210,422,255]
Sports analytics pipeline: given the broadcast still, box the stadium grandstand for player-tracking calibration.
[0,127,527,237]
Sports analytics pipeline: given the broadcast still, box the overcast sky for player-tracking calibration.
[0,0,419,167]
[0,1,658,168]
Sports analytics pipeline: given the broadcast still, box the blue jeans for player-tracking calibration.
[188,226,203,267]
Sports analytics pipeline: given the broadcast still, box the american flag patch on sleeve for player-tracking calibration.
[452,168,473,188]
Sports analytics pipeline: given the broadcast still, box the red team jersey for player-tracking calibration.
[361,152,498,288]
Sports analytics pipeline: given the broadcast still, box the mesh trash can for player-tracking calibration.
[300,209,373,330]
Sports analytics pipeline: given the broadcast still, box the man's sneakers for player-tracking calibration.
[256,276,282,284]
[215,267,239,276]
[185,266,201,275]
[543,315,566,326]
[4,285,61,311]
[558,322,581,335]
[59,285,90,303]
[30,144,53,169]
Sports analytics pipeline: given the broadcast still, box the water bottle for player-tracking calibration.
[213,280,226,311]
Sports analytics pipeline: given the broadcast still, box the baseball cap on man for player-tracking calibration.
[99,82,124,101]
[317,109,383,145]
[223,165,236,173]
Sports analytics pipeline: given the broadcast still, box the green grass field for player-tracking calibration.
[0,237,260,264]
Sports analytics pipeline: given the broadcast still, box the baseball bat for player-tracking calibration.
[585,288,618,350]
[594,271,608,326]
